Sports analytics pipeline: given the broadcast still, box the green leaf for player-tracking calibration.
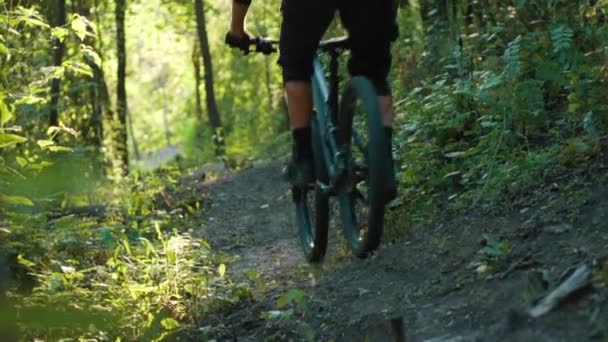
[0,194,33,206]
[16,156,27,167]
[0,132,26,147]
[0,42,9,56]
[63,60,93,78]
[28,160,53,171]
[14,95,44,106]
[37,139,55,148]
[100,228,116,247]
[36,139,72,153]
[583,111,598,134]
[479,73,503,90]
[160,317,180,331]
[167,250,177,264]
[218,263,226,277]
[0,94,14,126]
[82,45,102,67]
[47,145,73,152]
[18,15,49,28]
[444,151,466,159]
[7,28,20,36]
[47,125,78,137]
[41,65,66,81]
[17,254,36,267]
[71,14,87,41]
[277,289,305,308]
[51,27,69,43]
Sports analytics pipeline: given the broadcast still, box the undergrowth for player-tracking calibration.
[1,167,249,341]
[384,2,608,240]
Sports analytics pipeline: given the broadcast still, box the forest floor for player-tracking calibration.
[187,157,608,341]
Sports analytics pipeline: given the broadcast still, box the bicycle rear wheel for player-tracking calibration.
[336,77,388,257]
[293,114,329,262]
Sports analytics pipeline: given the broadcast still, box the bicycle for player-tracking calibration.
[251,36,392,262]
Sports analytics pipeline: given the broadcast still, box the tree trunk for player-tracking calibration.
[88,62,105,148]
[127,108,140,160]
[194,0,224,156]
[75,1,104,149]
[192,41,204,125]
[92,0,113,128]
[115,0,128,174]
[162,90,171,146]
[49,0,66,128]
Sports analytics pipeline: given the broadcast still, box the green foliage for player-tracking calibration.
[388,0,608,236]
[276,288,310,315]
[0,3,253,327]
[260,288,314,340]
[468,235,511,278]
[3,167,247,340]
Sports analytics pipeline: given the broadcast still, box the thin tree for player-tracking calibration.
[72,0,105,149]
[49,0,66,128]
[191,40,204,125]
[194,0,224,156]
[115,0,128,174]
[87,59,107,149]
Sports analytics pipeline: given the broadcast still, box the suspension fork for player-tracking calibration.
[311,53,345,186]
[328,50,340,126]
[327,51,348,177]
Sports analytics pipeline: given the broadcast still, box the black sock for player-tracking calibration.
[384,127,393,156]
[292,127,312,160]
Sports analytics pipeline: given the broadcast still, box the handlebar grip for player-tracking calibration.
[251,37,278,55]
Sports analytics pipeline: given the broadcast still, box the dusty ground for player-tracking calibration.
[194,159,608,341]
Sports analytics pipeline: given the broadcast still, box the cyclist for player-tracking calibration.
[226,0,398,201]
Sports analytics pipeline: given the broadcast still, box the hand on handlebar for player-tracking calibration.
[226,32,277,55]
[225,31,252,54]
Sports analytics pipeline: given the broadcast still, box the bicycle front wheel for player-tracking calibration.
[336,77,388,258]
[293,114,329,262]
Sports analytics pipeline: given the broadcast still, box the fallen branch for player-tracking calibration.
[487,252,535,281]
[528,264,591,318]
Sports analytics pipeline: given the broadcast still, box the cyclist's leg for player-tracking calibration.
[339,0,397,123]
[278,0,335,185]
[339,1,398,199]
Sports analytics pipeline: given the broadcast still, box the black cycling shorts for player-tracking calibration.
[278,0,398,95]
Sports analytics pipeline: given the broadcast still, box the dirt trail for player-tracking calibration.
[201,160,306,280]
[197,159,608,341]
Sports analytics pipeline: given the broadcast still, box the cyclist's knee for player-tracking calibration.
[348,50,392,96]
[280,64,313,84]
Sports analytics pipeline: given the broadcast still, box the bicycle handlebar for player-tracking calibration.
[250,37,278,55]
[248,36,350,55]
